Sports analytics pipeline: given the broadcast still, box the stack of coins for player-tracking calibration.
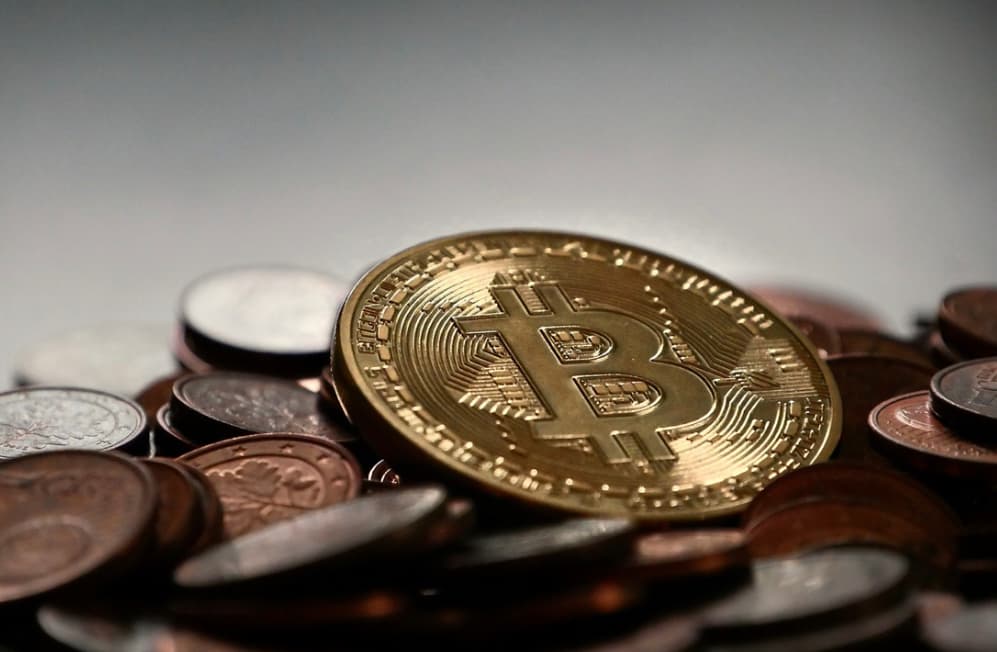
[2,230,996,651]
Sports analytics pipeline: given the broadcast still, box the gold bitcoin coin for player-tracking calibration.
[333,231,840,520]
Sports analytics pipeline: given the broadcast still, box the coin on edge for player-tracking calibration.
[178,433,361,538]
[0,387,148,459]
[333,231,841,520]
[0,451,157,603]
[930,358,997,434]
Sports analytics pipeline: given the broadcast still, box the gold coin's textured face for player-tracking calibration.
[335,232,840,520]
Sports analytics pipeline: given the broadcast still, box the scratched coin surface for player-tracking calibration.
[0,387,147,459]
[333,231,840,520]
[871,391,997,480]
[930,358,997,433]
[171,372,351,442]
[0,451,156,603]
[178,433,361,538]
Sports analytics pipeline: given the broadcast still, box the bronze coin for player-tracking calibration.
[0,451,157,603]
[170,372,351,443]
[173,486,448,590]
[701,547,910,639]
[0,387,148,459]
[14,323,176,398]
[141,459,204,566]
[181,463,225,554]
[788,315,841,358]
[837,329,934,369]
[870,391,997,480]
[627,529,748,581]
[152,404,196,456]
[922,601,997,652]
[178,433,361,539]
[938,287,997,359]
[171,326,217,374]
[746,285,884,331]
[179,265,348,379]
[134,373,184,423]
[366,459,401,486]
[435,518,635,582]
[745,499,957,570]
[930,358,997,433]
[826,355,935,463]
[930,330,966,368]
[742,462,959,536]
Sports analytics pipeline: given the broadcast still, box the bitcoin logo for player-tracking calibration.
[454,283,715,466]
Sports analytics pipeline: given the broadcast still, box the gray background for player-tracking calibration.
[2,2,995,388]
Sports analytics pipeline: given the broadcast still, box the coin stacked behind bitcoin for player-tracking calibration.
[2,238,997,650]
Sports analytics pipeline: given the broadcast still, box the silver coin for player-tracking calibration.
[181,266,347,355]
[0,387,147,459]
[14,323,175,397]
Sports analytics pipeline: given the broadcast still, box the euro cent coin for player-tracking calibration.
[333,231,841,520]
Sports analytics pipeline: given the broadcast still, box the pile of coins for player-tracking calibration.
[1,231,996,651]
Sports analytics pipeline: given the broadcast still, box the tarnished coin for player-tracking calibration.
[836,330,934,369]
[922,601,997,652]
[0,387,147,459]
[174,486,448,589]
[180,265,348,378]
[0,451,156,603]
[152,405,195,457]
[14,323,176,397]
[826,355,934,463]
[701,548,910,640]
[628,529,748,581]
[746,285,884,331]
[182,463,225,553]
[141,459,204,566]
[435,518,634,582]
[742,463,959,536]
[134,373,184,424]
[170,372,351,443]
[787,315,840,358]
[938,287,997,359]
[178,433,361,539]
[334,232,840,520]
[870,391,997,480]
[930,358,997,433]
[745,500,957,570]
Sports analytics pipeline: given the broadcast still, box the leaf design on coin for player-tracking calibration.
[209,459,322,536]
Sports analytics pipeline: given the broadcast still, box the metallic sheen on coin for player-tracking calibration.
[930,358,997,434]
[333,231,841,520]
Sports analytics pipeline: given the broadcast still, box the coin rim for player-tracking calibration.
[333,229,842,520]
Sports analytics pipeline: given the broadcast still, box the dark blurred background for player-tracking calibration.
[1,1,995,383]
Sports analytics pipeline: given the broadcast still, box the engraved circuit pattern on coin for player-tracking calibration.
[0,388,147,459]
[0,451,156,603]
[334,231,841,520]
[179,434,360,538]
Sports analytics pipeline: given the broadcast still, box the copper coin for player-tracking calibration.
[435,518,634,582]
[837,329,934,368]
[930,330,967,368]
[152,404,196,457]
[14,323,176,398]
[826,355,935,462]
[0,451,157,603]
[367,459,401,486]
[179,265,348,378]
[745,499,957,570]
[701,547,910,639]
[930,358,997,433]
[746,285,884,331]
[742,462,958,536]
[0,387,148,459]
[134,373,184,424]
[178,433,361,539]
[141,459,204,566]
[870,391,997,480]
[182,463,225,553]
[170,372,351,443]
[171,326,217,374]
[922,601,997,652]
[938,287,997,359]
[788,315,841,358]
[627,529,748,581]
[173,486,448,589]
